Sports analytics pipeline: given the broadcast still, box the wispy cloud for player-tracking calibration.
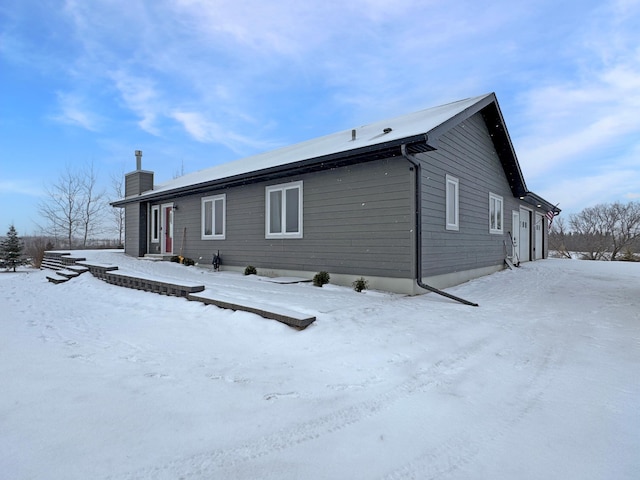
[110,71,161,135]
[514,1,640,185]
[51,92,101,131]
[171,111,277,154]
[0,180,43,197]
[2,0,638,229]
[539,166,640,214]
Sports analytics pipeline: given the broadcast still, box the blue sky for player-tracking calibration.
[1,0,639,236]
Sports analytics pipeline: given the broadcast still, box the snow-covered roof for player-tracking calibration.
[122,93,494,202]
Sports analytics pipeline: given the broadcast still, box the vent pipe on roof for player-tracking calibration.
[351,129,356,141]
[135,150,142,170]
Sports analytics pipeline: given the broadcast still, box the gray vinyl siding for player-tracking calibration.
[124,203,147,257]
[125,171,153,197]
[170,158,414,278]
[417,112,516,277]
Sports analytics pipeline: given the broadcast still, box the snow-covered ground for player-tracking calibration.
[1,251,638,480]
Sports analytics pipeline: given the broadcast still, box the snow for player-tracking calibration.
[130,94,491,200]
[2,251,639,480]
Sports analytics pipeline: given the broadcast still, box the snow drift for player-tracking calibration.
[1,252,638,479]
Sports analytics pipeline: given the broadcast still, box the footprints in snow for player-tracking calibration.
[264,391,300,401]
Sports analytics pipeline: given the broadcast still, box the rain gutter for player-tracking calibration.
[401,143,479,307]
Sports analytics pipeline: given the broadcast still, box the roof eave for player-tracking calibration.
[520,192,561,214]
[112,134,429,206]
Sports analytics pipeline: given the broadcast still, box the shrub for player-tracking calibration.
[352,277,369,293]
[313,271,330,287]
[170,255,195,266]
[244,265,257,275]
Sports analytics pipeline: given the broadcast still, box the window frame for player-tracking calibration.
[201,194,226,240]
[150,205,160,243]
[489,192,504,234]
[265,180,303,239]
[445,174,459,231]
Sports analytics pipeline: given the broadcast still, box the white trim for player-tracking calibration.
[534,212,544,260]
[489,192,503,234]
[150,205,160,243]
[201,194,226,240]
[445,174,459,231]
[160,203,174,254]
[265,180,303,239]
[518,206,532,262]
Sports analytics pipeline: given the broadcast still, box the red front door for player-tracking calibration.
[163,205,173,253]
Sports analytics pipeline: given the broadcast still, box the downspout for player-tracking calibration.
[401,144,479,307]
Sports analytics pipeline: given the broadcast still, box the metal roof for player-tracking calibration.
[112,93,559,214]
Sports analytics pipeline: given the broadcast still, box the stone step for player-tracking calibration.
[41,259,64,270]
[188,290,316,330]
[66,265,89,274]
[44,256,314,330]
[56,269,80,279]
[46,274,70,284]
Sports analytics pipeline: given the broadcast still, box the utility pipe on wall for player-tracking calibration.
[401,144,479,307]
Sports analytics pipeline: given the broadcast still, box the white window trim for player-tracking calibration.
[265,180,303,239]
[150,205,160,243]
[201,194,226,240]
[489,192,504,234]
[445,174,459,231]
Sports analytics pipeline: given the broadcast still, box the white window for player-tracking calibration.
[266,181,303,239]
[445,175,459,231]
[151,205,160,243]
[489,192,503,234]
[202,194,226,239]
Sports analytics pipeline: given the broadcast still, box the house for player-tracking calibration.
[112,93,560,295]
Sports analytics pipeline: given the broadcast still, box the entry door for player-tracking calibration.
[511,211,520,261]
[519,208,531,262]
[534,213,543,259]
[161,204,174,254]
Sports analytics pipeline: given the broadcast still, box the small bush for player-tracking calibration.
[620,249,640,262]
[244,265,257,275]
[352,277,369,293]
[170,255,195,266]
[313,271,330,287]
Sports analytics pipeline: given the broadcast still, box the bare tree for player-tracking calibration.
[38,166,83,249]
[110,168,125,246]
[609,201,640,259]
[23,235,55,268]
[79,162,106,247]
[549,217,572,258]
[569,201,640,260]
[172,159,186,179]
[38,163,107,249]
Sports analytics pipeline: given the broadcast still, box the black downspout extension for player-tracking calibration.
[401,144,479,307]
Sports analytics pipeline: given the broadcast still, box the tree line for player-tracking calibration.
[1,162,126,270]
[549,201,640,261]
[36,162,125,249]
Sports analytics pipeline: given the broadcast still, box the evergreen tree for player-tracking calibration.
[1,225,23,272]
